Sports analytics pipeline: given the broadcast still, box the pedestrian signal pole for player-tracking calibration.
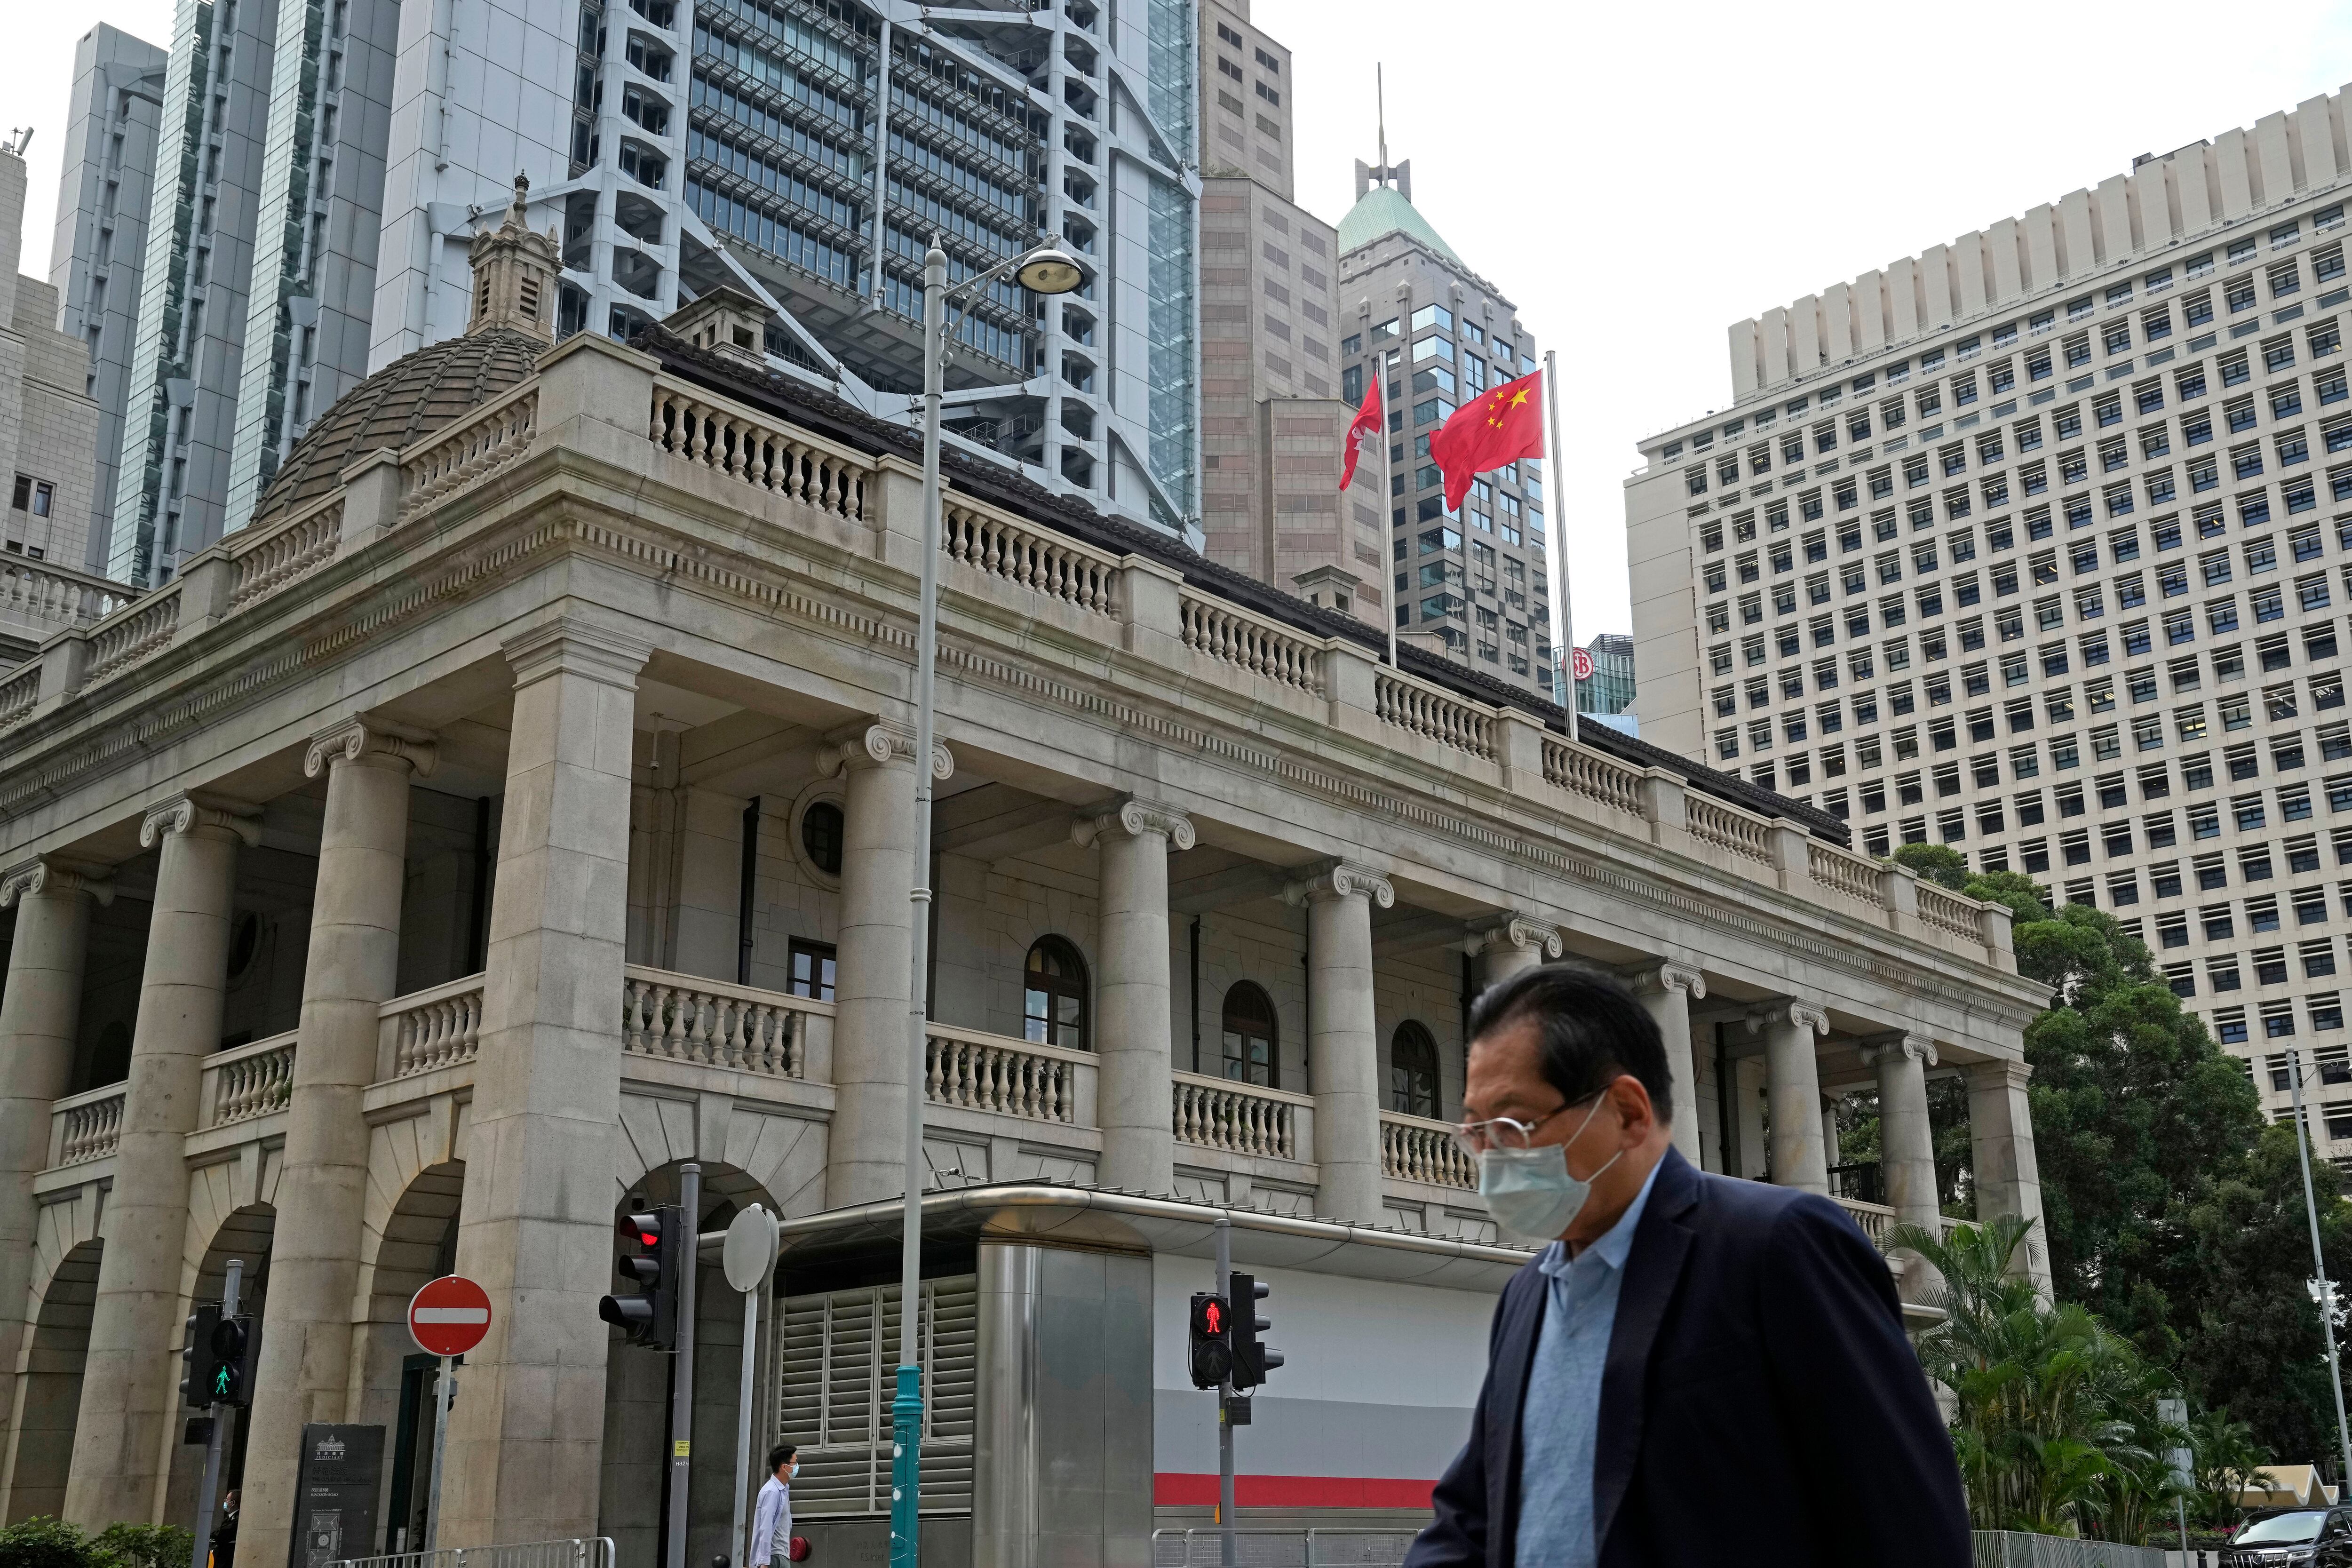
[1213,1215,1235,1568]
[187,1258,242,1568]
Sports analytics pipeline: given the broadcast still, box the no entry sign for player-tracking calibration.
[408,1275,493,1357]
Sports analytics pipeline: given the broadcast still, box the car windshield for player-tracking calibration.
[2239,1512,2329,1544]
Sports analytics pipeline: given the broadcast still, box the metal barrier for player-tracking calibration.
[331,1537,616,1568]
[1150,1528,1419,1567]
[1973,1531,2170,1568]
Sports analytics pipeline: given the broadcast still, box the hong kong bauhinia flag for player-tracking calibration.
[1430,369,1543,511]
[1337,377,1383,491]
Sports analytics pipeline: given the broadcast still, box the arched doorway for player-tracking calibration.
[1220,983,1279,1087]
[1023,937,1089,1051]
[6,1238,102,1521]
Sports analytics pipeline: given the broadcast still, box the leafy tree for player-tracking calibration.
[0,1520,193,1568]
[91,1526,192,1568]
[1892,842,1972,890]
[0,1520,100,1568]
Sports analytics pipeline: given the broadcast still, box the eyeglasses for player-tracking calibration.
[1450,1093,1599,1156]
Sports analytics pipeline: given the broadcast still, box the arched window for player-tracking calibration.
[1390,1021,1440,1118]
[1220,983,1279,1087]
[1024,937,1089,1051]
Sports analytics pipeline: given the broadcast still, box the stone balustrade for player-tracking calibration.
[621,966,816,1079]
[0,663,40,732]
[381,974,487,1079]
[1178,590,1325,694]
[944,497,1120,618]
[0,558,136,642]
[48,1085,125,1168]
[81,585,181,688]
[1542,737,1647,818]
[1375,668,1496,760]
[924,1023,1092,1123]
[1171,1071,1310,1161]
[1685,793,1776,868]
[647,378,868,520]
[400,386,539,520]
[1809,839,1889,909]
[205,1031,297,1125]
[229,498,343,609]
[1380,1111,1475,1190]
[1916,883,1985,942]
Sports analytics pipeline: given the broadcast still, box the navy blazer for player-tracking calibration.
[1406,1148,1970,1568]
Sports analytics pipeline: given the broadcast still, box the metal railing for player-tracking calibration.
[1973,1530,2169,1568]
[1151,1528,1418,1567]
[332,1537,614,1568]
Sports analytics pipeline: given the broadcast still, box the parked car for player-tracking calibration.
[2225,1508,2352,1568]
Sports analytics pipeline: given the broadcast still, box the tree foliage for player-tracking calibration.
[0,1521,194,1568]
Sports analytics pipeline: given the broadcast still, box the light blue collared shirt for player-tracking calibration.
[1513,1158,1665,1568]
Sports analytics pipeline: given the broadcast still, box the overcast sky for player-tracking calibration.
[12,1,2352,655]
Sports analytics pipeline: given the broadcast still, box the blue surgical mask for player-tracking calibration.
[1477,1096,1621,1245]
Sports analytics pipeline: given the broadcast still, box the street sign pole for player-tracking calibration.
[406,1272,494,1554]
[1214,1214,1234,1568]
[424,1354,454,1552]
[189,1258,242,1568]
[723,1205,781,1568]
[667,1163,701,1568]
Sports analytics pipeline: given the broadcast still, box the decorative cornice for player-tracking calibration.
[1963,1057,2034,1091]
[817,720,954,782]
[1470,915,1564,960]
[139,793,262,850]
[1859,1032,1939,1069]
[1746,1001,1830,1037]
[1626,961,1706,1000]
[500,613,653,690]
[1072,796,1196,851]
[0,856,114,908]
[303,716,440,780]
[1283,858,1396,910]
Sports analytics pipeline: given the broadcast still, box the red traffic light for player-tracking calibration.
[1187,1292,1233,1390]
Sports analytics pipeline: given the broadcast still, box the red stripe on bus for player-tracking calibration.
[1152,1473,1436,1510]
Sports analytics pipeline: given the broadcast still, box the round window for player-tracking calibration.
[801,800,845,876]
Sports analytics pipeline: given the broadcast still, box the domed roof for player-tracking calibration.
[246,327,546,526]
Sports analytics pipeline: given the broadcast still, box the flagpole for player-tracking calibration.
[1382,366,1398,666]
[1542,350,1577,742]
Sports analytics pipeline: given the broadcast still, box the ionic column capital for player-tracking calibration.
[139,792,262,850]
[0,855,114,907]
[1072,795,1195,851]
[1747,1000,1829,1037]
[500,613,652,690]
[1283,858,1395,910]
[818,719,954,782]
[1470,914,1563,960]
[1625,961,1707,1000]
[1859,1031,1939,1069]
[303,715,440,780]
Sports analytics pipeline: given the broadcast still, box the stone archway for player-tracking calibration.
[161,1197,278,1526]
[5,1237,103,1521]
[352,1157,465,1557]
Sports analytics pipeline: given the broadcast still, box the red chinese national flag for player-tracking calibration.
[1430,369,1544,512]
[1338,377,1383,491]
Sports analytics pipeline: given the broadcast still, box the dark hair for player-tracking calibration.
[769,1444,797,1471]
[1466,966,1673,1122]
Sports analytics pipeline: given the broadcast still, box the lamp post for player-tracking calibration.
[894,237,1085,1568]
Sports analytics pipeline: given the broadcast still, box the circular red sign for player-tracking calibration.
[409,1275,493,1357]
[1572,647,1596,682]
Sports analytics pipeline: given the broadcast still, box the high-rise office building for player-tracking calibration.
[1336,163,1554,696]
[1627,89,2352,1152]
[90,0,1200,588]
[1194,0,1371,621]
[49,24,169,576]
[1577,632,1636,718]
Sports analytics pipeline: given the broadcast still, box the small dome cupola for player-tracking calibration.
[467,173,561,342]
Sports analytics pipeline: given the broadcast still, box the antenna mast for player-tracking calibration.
[1376,65,1387,180]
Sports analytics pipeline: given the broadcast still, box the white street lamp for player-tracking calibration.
[890,237,1086,1568]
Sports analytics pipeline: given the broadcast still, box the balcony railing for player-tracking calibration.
[924,1023,1092,1123]
[1171,1071,1309,1161]
[205,1031,296,1125]
[621,966,817,1079]
[1381,1111,1475,1189]
[47,1084,124,1168]
[383,974,487,1079]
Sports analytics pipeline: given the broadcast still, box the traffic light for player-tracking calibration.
[599,1204,683,1350]
[1229,1272,1283,1390]
[207,1313,259,1408]
[1186,1292,1232,1390]
[180,1304,222,1409]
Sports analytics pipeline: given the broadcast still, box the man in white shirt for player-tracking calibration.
[749,1444,797,1567]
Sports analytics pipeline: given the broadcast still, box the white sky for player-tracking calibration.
[11,0,2352,656]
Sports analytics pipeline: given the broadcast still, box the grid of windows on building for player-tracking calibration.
[1335,285,1552,690]
[1632,148,2352,1164]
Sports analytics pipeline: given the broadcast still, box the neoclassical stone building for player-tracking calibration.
[0,200,2048,1564]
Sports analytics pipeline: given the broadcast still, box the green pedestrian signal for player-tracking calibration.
[212,1364,233,1398]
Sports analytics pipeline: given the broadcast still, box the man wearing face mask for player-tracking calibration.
[750,1444,798,1567]
[1405,966,1968,1568]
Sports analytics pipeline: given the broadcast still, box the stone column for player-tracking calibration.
[0,859,110,1482]
[1745,1001,1831,1195]
[1626,963,1706,1167]
[818,721,949,1209]
[1821,1099,1843,1171]
[1863,1032,1944,1300]
[1966,1058,2052,1296]
[1470,915,1560,996]
[1074,798,1193,1195]
[66,794,259,1525]
[438,618,646,1548]
[1286,860,1392,1225]
[240,719,436,1566]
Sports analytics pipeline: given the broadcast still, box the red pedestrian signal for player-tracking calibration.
[1187,1292,1232,1389]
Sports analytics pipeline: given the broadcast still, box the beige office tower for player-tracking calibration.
[1627,89,2352,1149]
[1196,0,1375,622]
